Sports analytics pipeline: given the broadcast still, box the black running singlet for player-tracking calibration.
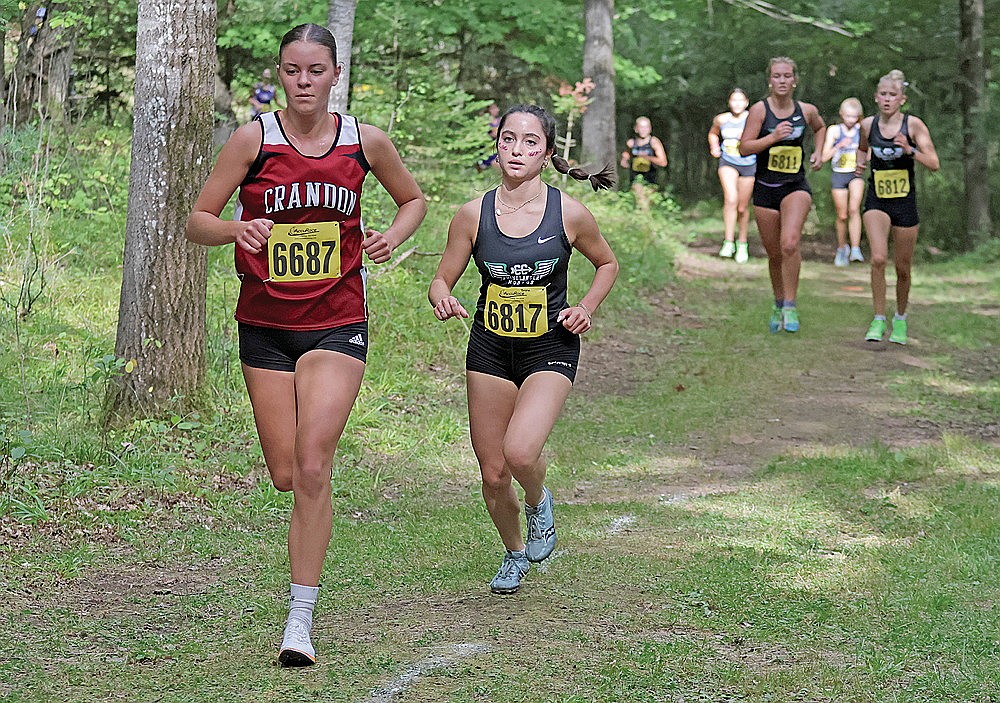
[756,99,808,185]
[867,114,917,201]
[472,185,572,338]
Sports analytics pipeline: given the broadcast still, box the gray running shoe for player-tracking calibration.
[278,617,316,667]
[525,487,557,562]
[489,550,530,594]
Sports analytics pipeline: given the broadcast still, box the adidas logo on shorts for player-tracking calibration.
[348,334,366,347]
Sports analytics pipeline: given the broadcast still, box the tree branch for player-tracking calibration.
[718,0,857,37]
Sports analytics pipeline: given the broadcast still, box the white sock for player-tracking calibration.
[893,312,907,321]
[289,583,319,627]
[874,315,887,321]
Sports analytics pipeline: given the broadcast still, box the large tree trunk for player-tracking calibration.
[327,0,358,114]
[958,0,992,248]
[581,0,616,170]
[9,2,76,126]
[111,0,216,417]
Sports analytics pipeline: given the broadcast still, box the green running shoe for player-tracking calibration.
[889,318,908,345]
[782,306,800,333]
[489,550,530,594]
[769,305,783,334]
[865,318,887,342]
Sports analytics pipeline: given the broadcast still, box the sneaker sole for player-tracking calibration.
[865,336,883,342]
[279,648,317,667]
[490,584,521,595]
[889,338,907,345]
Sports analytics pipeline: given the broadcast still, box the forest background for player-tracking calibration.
[0,2,998,701]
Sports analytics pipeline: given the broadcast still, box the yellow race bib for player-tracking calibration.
[631,156,651,173]
[267,222,341,283]
[768,145,802,174]
[873,169,910,199]
[722,138,741,157]
[835,151,856,171]
[484,284,548,338]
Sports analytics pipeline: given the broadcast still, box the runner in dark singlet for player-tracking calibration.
[430,104,618,595]
[739,57,826,334]
[856,69,940,345]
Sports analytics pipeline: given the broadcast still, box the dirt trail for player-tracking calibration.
[575,239,995,500]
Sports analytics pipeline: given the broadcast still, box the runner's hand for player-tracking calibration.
[772,121,793,141]
[235,218,273,254]
[363,227,394,264]
[433,296,468,321]
[558,306,592,335]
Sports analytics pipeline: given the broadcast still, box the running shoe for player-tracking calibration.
[278,617,316,667]
[489,550,530,594]
[769,305,783,334]
[735,242,749,264]
[782,306,800,333]
[889,318,908,345]
[850,247,865,262]
[834,245,849,267]
[525,487,556,562]
[865,318,887,342]
[719,241,736,258]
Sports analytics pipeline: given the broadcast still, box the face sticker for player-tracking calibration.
[526,150,543,157]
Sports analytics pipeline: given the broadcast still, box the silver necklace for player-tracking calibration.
[495,184,543,217]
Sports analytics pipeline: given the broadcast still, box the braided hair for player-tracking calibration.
[496,104,615,191]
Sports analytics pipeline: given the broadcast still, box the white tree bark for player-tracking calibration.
[112,0,216,415]
[581,0,617,170]
[328,0,358,114]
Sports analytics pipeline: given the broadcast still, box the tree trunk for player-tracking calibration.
[581,0,616,171]
[958,0,992,247]
[111,0,216,417]
[9,2,76,126]
[327,0,358,114]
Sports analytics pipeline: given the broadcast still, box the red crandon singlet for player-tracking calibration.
[233,111,369,330]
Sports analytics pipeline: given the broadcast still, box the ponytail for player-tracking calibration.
[551,155,616,191]
[497,103,616,191]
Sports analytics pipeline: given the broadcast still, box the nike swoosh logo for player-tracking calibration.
[537,236,557,244]
[791,116,802,121]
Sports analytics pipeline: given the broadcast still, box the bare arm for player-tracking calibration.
[560,194,618,335]
[804,103,827,170]
[619,138,634,169]
[854,116,874,176]
[708,114,723,158]
[738,102,781,156]
[186,122,274,254]
[907,117,940,172]
[821,124,839,163]
[650,137,668,167]
[429,199,480,321]
[359,124,427,263]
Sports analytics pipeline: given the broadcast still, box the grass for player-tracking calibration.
[1,144,999,701]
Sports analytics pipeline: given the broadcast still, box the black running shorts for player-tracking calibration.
[238,321,368,371]
[752,179,812,210]
[466,323,580,387]
[863,190,919,228]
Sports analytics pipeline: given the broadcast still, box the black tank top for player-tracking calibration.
[629,138,658,178]
[473,185,572,338]
[756,99,808,184]
[868,114,917,200]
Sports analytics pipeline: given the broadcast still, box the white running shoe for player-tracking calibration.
[850,246,865,262]
[719,241,736,258]
[834,245,849,267]
[279,617,316,667]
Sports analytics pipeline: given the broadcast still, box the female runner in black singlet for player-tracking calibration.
[429,104,618,595]
[739,57,826,334]
[856,69,939,345]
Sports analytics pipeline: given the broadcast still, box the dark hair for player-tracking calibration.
[279,23,338,65]
[496,104,615,191]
